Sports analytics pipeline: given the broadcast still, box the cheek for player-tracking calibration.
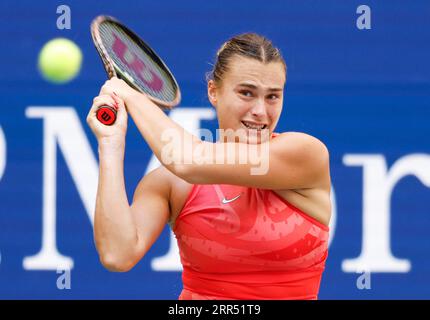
[268,106,282,123]
[224,98,248,117]
[235,97,254,113]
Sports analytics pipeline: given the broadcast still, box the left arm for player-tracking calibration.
[99,78,330,190]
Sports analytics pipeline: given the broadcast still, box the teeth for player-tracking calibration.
[242,121,266,130]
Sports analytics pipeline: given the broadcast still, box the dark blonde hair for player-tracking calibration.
[207,33,287,85]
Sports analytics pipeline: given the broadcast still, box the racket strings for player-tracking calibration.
[98,22,177,103]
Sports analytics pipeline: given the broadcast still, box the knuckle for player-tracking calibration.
[93,95,112,107]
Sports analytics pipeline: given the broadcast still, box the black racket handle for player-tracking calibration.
[96,106,117,126]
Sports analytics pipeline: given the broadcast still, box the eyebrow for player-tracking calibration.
[237,83,283,92]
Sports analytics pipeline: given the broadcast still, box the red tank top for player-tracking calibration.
[173,183,330,300]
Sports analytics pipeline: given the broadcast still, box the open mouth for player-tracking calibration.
[241,121,267,130]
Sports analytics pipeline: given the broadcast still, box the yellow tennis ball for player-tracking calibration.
[38,38,82,84]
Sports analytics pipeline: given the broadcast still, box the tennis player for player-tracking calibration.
[87,33,331,300]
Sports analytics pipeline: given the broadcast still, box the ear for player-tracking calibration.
[207,80,218,108]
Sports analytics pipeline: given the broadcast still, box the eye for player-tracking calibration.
[239,90,253,97]
[267,94,279,100]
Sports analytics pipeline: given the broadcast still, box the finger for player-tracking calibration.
[99,80,113,95]
[93,94,115,104]
[111,93,127,122]
[111,93,122,109]
[92,95,117,111]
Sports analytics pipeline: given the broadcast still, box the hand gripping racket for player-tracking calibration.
[90,15,181,125]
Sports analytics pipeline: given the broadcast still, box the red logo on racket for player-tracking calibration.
[112,34,164,92]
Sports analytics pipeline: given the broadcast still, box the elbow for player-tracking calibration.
[93,231,140,272]
[99,253,137,273]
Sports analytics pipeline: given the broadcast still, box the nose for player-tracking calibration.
[251,99,267,118]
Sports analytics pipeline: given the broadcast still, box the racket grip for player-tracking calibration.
[96,106,117,126]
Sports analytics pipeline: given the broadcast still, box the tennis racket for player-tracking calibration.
[90,15,181,125]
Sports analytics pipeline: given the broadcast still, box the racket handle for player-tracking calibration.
[96,106,117,126]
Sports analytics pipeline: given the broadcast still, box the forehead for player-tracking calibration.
[224,55,286,88]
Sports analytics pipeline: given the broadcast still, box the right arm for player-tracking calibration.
[88,93,171,272]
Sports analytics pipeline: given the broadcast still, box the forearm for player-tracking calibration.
[94,141,138,266]
[123,93,271,183]
[124,92,203,174]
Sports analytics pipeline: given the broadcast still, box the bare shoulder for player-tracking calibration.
[273,132,330,169]
[273,132,332,225]
[275,131,330,179]
[132,166,173,200]
[133,165,193,226]
[275,131,329,156]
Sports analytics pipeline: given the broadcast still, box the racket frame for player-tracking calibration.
[90,15,181,109]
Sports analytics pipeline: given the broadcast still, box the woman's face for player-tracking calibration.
[208,55,286,144]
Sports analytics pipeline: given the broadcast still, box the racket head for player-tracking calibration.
[91,15,181,109]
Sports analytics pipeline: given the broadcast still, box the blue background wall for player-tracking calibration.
[0,0,429,299]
